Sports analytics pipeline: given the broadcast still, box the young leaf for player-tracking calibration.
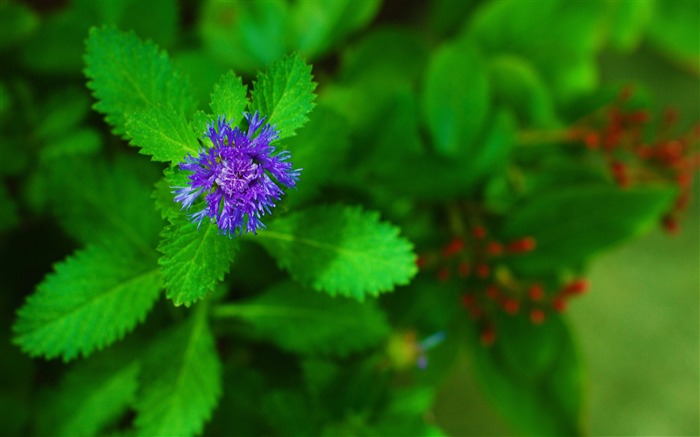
[210,70,249,122]
[466,312,584,436]
[37,351,140,437]
[422,39,490,156]
[501,185,677,275]
[13,243,162,361]
[158,216,239,307]
[215,281,390,355]
[84,26,195,137]
[250,53,317,139]
[256,205,417,300]
[135,305,222,437]
[125,105,200,163]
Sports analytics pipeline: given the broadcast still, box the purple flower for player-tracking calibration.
[173,112,300,236]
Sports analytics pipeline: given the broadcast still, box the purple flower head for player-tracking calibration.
[173,112,301,236]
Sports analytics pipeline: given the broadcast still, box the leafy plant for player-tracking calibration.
[1,0,698,436]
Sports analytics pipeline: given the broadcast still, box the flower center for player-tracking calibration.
[215,157,259,197]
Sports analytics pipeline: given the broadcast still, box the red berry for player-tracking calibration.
[458,261,471,278]
[530,309,546,325]
[437,267,450,282]
[460,294,476,308]
[552,297,567,313]
[486,285,500,300]
[528,284,544,301]
[476,264,490,278]
[442,238,465,258]
[503,299,520,315]
[506,237,536,253]
[583,132,600,149]
[562,279,589,296]
[481,327,496,347]
[486,241,503,255]
[472,226,487,239]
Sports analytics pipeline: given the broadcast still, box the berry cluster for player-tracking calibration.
[569,87,700,233]
[418,225,589,346]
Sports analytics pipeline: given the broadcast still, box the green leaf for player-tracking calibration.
[37,350,140,437]
[603,0,654,52]
[215,281,390,355]
[200,0,288,74]
[158,216,239,307]
[256,205,417,300]
[647,0,700,69]
[135,305,222,437]
[250,53,317,139]
[501,185,677,274]
[125,105,199,163]
[0,1,38,51]
[289,0,381,58]
[422,39,490,155]
[465,0,602,102]
[13,243,162,361]
[48,156,162,254]
[488,55,560,128]
[210,70,249,122]
[466,312,584,435]
[84,26,195,137]
[40,129,102,161]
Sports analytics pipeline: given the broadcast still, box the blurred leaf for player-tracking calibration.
[422,39,490,155]
[465,0,603,102]
[37,350,140,436]
[34,88,91,140]
[256,205,417,300]
[13,243,161,361]
[284,103,351,206]
[40,129,102,161]
[48,156,161,254]
[23,0,178,74]
[173,50,229,109]
[488,55,560,128]
[85,26,195,137]
[135,305,222,437]
[289,0,381,58]
[158,216,239,307]
[374,110,514,200]
[199,0,288,73]
[647,0,700,70]
[210,71,249,123]
[467,312,584,435]
[0,1,38,51]
[219,281,390,355]
[428,0,477,37]
[125,105,199,163]
[603,0,655,52]
[250,53,317,140]
[0,183,18,232]
[501,184,677,274]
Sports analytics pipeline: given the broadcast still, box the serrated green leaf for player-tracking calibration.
[467,312,584,435]
[215,281,390,355]
[501,185,676,274]
[210,71,249,122]
[84,26,195,137]
[422,40,490,155]
[250,53,317,139]
[125,105,199,163]
[48,156,161,255]
[158,216,239,306]
[256,205,417,299]
[38,350,140,437]
[13,243,162,361]
[135,305,222,437]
